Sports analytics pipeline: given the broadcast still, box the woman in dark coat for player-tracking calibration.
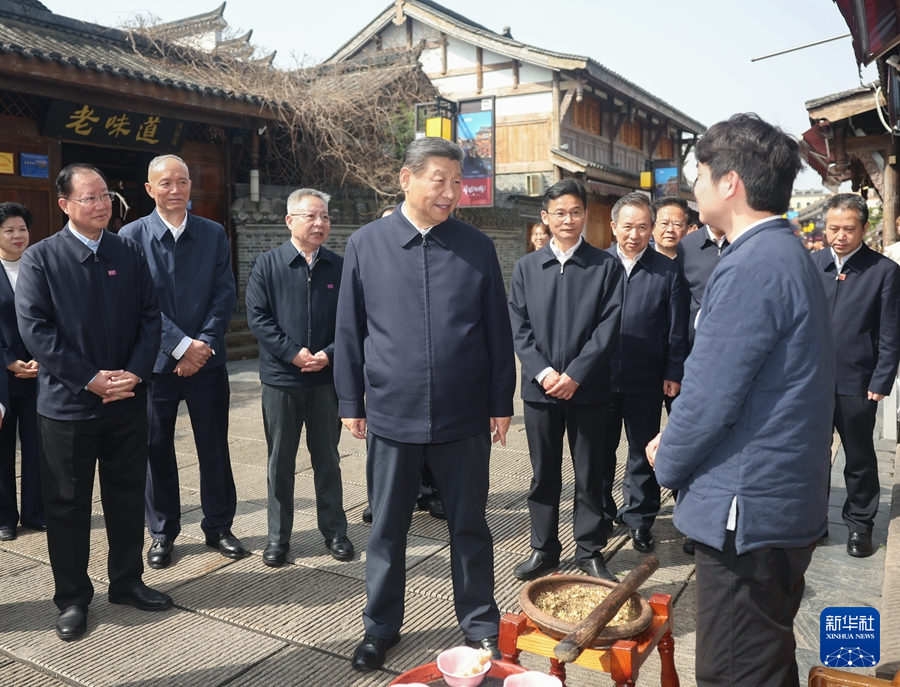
[0,202,42,540]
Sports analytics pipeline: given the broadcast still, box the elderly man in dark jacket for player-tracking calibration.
[246,188,352,568]
[647,114,834,687]
[812,192,900,558]
[335,137,516,672]
[508,179,623,583]
[17,163,170,642]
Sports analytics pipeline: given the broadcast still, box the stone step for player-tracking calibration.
[227,344,258,362]
[226,330,258,348]
[228,315,250,333]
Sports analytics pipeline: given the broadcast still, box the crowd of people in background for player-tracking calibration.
[0,113,898,687]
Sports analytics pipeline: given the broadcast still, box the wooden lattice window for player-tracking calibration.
[656,134,674,159]
[0,89,48,121]
[572,96,601,136]
[621,118,642,150]
[185,122,226,144]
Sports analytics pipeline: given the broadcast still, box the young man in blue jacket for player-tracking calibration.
[603,192,688,555]
[246,188,353,568]
[812,193,900,557]
[120,155,242,569]
[508,179,623,583]
[335,137,516,671]
[647,114,834,687]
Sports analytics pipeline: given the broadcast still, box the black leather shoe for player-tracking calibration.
[22,522,46,532]
[630,528,655,553]
[362,505,373,523]
[352,633,400,671]
[419,496,446,520]
[55,604,87,641]
[205,530,246,560]
[576,556,618,582]
[0,527,15,541]
[465,634,501,661]
[513,551,559,581]
[147,539,174,569]
[109,583,173,612]
[325,536,355,561]
[682,538,695,556]
[263,541,289,568]
[847,532,874,558]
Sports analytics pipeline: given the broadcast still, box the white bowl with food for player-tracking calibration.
[435,646,492,687]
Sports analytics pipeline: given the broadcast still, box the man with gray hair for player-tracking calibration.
[812,192,900,557]
[335,137,516,671]
[245,188,353,567]
[119,154,242,570]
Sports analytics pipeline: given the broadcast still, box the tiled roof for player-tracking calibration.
[0,0,265,105]
[805,83,876,110]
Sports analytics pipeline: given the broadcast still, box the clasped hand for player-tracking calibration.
[293,348,329,373]
[88,370,140,404]
[174,339,213,377]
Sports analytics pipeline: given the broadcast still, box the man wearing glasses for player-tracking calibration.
[120,155,241,570]
[16,163,170,641]
[508,179,623,582]
[651,195,689,267]
[246,189,353,567]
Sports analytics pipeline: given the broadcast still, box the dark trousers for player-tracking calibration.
[523,401,608,563]
[0,393,43,529]
[261,382,347,543]
[364,431,499,641]
[145,365,236,540]
[39,409,148,609]
[602,392,663,530]
[695,530,815,687]
[833,394,880,532]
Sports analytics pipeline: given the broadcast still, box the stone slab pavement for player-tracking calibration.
[0,358,895,686]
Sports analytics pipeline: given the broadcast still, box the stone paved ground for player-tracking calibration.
[0,358,895,686]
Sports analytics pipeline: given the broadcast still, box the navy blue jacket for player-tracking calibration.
[333,207,516,444]
[811,244,900,397]
[655,218,834,554]
[680,227,728,343]
[0,265,35,398]
[119,211,235,374]
[246,240,341,387]
[16,226,161,420]
[509,240,623,404]
[605,247,688,394]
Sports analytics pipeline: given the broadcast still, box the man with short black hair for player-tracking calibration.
[335,137,515,671]
[508,179,623,583]
[647,114,834,686]
[17,163,171,641]
[812,192,900,558]
[120,155,242,570]
[651,195,689,266]
[246,188,353,568]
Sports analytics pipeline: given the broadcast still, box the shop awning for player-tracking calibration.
[833,0,900,65]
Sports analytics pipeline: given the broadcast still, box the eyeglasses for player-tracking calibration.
[656,221,686,230]
[547,210,585,221]
[290,213,331,223]
[63,193,115,206]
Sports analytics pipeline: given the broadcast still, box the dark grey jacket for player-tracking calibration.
[333,207,515,444]
[246,241,342,387]
[508,240,623,404]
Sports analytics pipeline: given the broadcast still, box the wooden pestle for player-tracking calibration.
[553,556,660,663]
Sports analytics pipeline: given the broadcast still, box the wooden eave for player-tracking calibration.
[0,52,276,128]
[807,89,886,123]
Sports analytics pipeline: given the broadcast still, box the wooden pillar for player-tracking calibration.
[512,59,519,89]
[476,47,483,94]
[440,32,447,75]
[552,70,561,181]
[406,16,413,48]
[884,142,899,246]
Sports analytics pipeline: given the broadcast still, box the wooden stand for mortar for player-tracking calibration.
[498,592,678,687]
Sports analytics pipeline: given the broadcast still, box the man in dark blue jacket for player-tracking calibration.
[647,114,833,687]
[335,138,516,671]
[119,155,241,570]
[602,193,688,555]
[812,193,900,558]
[508,179,623,583]
[680,221,729,345]
[246,188,352,568]
[17,163,171,642]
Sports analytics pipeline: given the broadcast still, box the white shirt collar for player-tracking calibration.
[831,244,863,272]
[728,215,778,245]
[156,208,187,241]
[294,243,319,265]
[616,244,648,276]
[706,225,727,247]
[400,201,434,236]
[549,235,583,264]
